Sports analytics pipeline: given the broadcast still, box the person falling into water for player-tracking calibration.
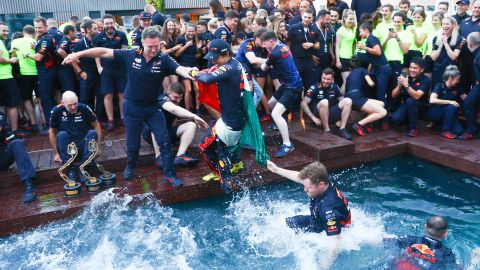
[267,160,351,269]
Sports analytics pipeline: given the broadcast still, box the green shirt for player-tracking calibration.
[0,40,13,80]
[384,30,413,63]
[127,30,134,48]
[374,20,395,46]
[10,37,37,76]
[424,26,441,56]
[337,26,356,59]
[406,24,427,52]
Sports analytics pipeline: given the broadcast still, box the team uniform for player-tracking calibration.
[10,36,39,104]
[176,36,198,70]
[0,39,21,109]
[57,36,77,92]
[312,23,333,81]
[131,26,144,49]
[460,47,480,137]
[305,82,344,123]
[345,67,370,110]
[34,32,57,124]
[459,16,480,92]
[286,182,351,235]
[365,34,392,106]
[214,24,234,46]
[197,31,213,69]
[431,35,464,89]
[427,82,464,136]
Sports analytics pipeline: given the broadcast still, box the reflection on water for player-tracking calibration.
[0,155,478,270]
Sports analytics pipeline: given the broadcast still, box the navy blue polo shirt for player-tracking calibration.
[459,17,480,63]
[351,0,381,21]
[236,38,256,68]
[48,27,63,45]
[73,37,97,73]
[50,104,96,141]
[213,25,234,46]
[366,34,388,69]
[336,1,349,19]
[113,49,179,105]
[313,24,333,63]
[432,35,464,70]
[287,22,320,59]
[152,11,165,27]
[432,82,464,103]
[265,43,302,88]
[158,95,176,127]
[474,47,480,83]
[75,33,83,40]
[287,14,302,27]
[176,36,198,67]
[400,74,431,104]
[346,67,369,96]
[131,26,144,49]
[305,82,342,109]
[57,36,75,54]
[194,57,245,130]
[35,33,57,72]
[454,13,471,25]
[92,31,129,74]
[309,182,351,236]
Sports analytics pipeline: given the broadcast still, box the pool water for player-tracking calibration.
[0,155,479,270]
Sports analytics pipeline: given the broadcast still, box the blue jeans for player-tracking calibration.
[391,98,427,130]
[426,104,463,135]
[0,140,36,182]
[371,64,393,108]
[463,84,480,133]
[57,130,98,164]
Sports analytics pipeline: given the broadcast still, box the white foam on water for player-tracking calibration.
[227,191,391,270]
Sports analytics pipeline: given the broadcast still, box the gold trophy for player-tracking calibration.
[59,142,81,197]
[80,139,103,193]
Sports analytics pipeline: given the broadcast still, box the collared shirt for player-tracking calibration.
[73,37,97,73]
[265,43,302,88]
[305,82,343,109]
[400,74,431,104]
[366,34,388,69]
[152,11,165,27]
[113,49,179,104]
[48,27,63,45]
[214,25,234,46]
[131,26,144,49]
[49,104,96,141]
[432,35,464,69]
[57,36,76,55]
[453,13,471,25]
[92,31,129,73]
[459,17,480,63]
[176,36,198,67]
[432,82,464,103]
[287,22,320,59]
[236,38,267,69]
[34,33,57,71]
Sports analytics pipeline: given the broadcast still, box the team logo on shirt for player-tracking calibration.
[115,36,121,41]
[153,61,161,66]
[135,58,141,63]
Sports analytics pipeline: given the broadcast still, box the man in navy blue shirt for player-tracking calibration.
[56,25,78,93]
[47,18,64,45]
[131,12,152,50]
[214,10,240,52]
[459,0,480,92]
[145,4,166,27]
[49,91,102,183]
[261,30,303,157]
[351,0,382,22]
[385,216,458,270]
[64,26,194,187]
[454,0,471,24]
[267,160,351,269]
[313,10,334,83]
[93,14,129,131]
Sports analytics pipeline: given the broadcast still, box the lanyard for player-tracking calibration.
[83,37,90,48]
[303,27,309,42]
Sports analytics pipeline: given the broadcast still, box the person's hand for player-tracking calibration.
[79,71,87,80]
[442,36,449,46]
[302,42,313,50]
[186,40,193,47]
[193,115,209,129]
[63,53,78,65]
[449,100,460,107]
[336,60,342,69]
[312,55,320,65]
[390,31,398,39]
[266,160,278,173]
[188,67,199,80]
[9,57,18,64]
[53,153,61,163]
[397,75,408,87]
[311,116,322,126]
[97,66,103,75]
[357,43,366,50]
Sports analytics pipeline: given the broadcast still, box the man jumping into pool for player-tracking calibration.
[267,160,351,268]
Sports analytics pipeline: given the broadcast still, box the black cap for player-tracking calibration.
[0,112,7,128]
[204,39,230,61]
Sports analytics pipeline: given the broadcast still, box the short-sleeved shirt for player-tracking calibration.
[459,17,480,63]
[454,13,471,25]
[113,49,179,105]
[432,35,464,70]
[157,95,176,127]
[313,24,333,62]
[399,74,431,104]
[73,37,97,73]
[336,26,356,59]
[287,22,320,59]
[131,26,144,49]
[265,43,302,88]
[57,36,75,55]
[384,30,413,63]
[387,235,457,270]
[374,20,394,46]
[310,182,351,236]
[176,36,198,67]
[49,103,96,140]
[48,27,63,45]
[346,67,369,95]
[213,25,234,46]
[10,37,37,76]
[0,40,13,80]
[366,34,388,69]
[35,33,57,72]
[305,82,342,109]
[92,31,129,74]
[152,11,166,27]
[432,82,464,103]
[405,25,427,52]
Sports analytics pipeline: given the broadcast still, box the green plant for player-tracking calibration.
[145,0,165,12]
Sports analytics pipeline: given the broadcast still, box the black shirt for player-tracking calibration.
[346,67,369,96]
[48,27,63,45]
[73,37,97,73]
[432,35,464,69]
[35,33,57,72]
[432,82,464,104]
[57,36,75,55]
[92,31,129,74]
[313,23,333,64]
[176,36,198,67]
[113,49,179,105]
[158,95,176,127]
[453,13,471,25]
[399,74,431,104]
[213,25,234,46]
[287,22,320,59]
[50,104,96,141]
[459,17,480,64]
[366,34,388,69]
[152,11,166,27]
[305,82,342,109]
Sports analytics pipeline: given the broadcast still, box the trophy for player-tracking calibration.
[80,139,103,193]
[58,142,81,197]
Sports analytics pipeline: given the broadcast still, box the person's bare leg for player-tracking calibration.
[183,79,193,111]
[358,100,387,126]
[338,98,352,129]
[271,103,291,145]
[24,100,36,125]
[7,107,19,131]
[36,98,46,125]
[104,93,114,121]
[151,132,160,157]
[318,100,330,132]
[175,122,196,156]
[118,93,124,121]
[340,71,350,95]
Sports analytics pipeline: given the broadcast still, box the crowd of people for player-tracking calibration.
[0,0,477,268]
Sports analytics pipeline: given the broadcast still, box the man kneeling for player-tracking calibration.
[49,91,102,183]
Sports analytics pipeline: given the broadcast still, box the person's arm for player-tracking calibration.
[365,74,375,88]
[366,44,382,56]
[335,33,342,68]
[245,51,266,65]
[312,40,320,50]
[430,92,460,106]
[192,65,231,83]
[266,160,303,184]
[162,102,209,129]
[430,37,442,61]
[174,39,192,57]
[48,127,61,162]
[175,65,195,80]
[63,47,114,65]
[0,50,17,64]
[92,120,102,145]
[414,30,427,47]
[392,80,402,98]
[57,47,69,59]
[261,62,270,71]
[319,235,341,270]
[444,41,461,61]
[301,96,322,126]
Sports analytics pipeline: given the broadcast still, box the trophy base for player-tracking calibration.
[100,173,116,187]
[64,182,81,197]
[85,179,103,193]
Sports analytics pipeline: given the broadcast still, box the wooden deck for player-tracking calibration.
[0,118,479,237]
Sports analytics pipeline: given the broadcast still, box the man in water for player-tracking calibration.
[267,160,351,268]
[386,215,458,270]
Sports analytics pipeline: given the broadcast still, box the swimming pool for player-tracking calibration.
[0,155,478,269]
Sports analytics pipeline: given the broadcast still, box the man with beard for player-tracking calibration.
[93,14,129,131]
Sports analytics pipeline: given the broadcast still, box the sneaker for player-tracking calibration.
[24,124,39,132]
[440,131,457,139]
[259,113,272,122]
[123,167,134,180]
[267,124,279,130]
[230,161,244,174]
[275,144,294,158]
[352,123,366,136]
[154,155,163,170]
[365,124,374,133]
[202,173,220,182]
[22,178,36,204]
[174,154,199,166]
[407,128,419,138]
[12,128,31,138]
[106,121,114,131]
[458,132,478,141]
[163,176,184,188]
[339,129,352,140]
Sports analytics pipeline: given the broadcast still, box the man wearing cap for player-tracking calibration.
[385,216,458,270]
[131,12,152,50]
[0,113,37,203]
[63,26,195,187]
[454,0,471,25]
[191,39,246,192]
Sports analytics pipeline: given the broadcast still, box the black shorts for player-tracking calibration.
[273,85,302,110]
[0,78,21,107]
[339,58,352,72]
[311,103,342,123]
[17,75,39,101]
[100,72,126,95]
[347,89,368,110]
[251,67,268,78]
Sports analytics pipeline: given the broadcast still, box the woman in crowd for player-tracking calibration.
[405,9,428,70]
[160,19,183,90]
[335,9,357,94]
[209,0,227,19]
[230,0,246,18]
[423,12,444,80]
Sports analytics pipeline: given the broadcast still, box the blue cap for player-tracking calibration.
[204,39,230,60]
[139,12,152,19]
[456,0,470,5]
